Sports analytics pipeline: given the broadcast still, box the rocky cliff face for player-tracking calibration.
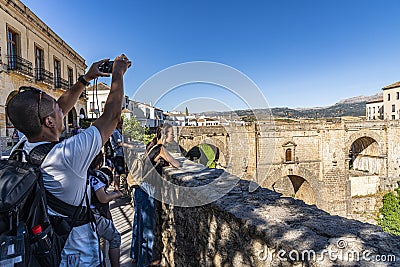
[336,92,383,105]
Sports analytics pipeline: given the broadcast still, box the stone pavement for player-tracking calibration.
[106,197,135,267]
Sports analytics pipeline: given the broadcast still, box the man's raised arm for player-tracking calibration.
[93,54,131,145]
[57,59,111,116]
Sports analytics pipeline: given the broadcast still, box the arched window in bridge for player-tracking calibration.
[282,141,297,163]
[286,148,292,162]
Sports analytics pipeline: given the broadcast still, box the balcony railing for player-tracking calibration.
[80,89,87,99]
[54,77,70,90]
[35,68,54,85]
[7,55,33,76]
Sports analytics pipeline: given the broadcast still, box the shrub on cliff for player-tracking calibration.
[378,181,400,235]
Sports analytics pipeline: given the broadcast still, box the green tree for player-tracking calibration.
[122,115,145,142]
[378,181,400,235]
[122,115,156,145]
[143,127,156,145]
[185,107,189,116]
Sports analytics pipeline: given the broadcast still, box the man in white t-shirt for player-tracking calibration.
[8,54,131,266]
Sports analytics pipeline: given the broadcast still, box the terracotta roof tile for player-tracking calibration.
[382,81,400,90]
[366,98,383,104]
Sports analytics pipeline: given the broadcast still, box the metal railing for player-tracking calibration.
[35,68,54,84]
[54,77,70,90]
[7,55,33,76]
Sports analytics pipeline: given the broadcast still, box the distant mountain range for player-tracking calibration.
[200,92,383,120]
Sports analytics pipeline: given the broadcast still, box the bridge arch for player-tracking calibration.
[179,126,230,168]
[346,130,385,156]
[181,137,229,168]
[262,165,320,205]
[346,131,384,174]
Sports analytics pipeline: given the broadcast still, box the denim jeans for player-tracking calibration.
[130,185,156,267]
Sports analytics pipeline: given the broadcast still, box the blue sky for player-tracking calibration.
[22,0,400,112]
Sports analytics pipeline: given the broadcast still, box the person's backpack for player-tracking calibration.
[0,142,91,267]
[88,169,112,219]
[126,145,160,189]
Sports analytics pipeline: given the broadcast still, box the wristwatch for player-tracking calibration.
[78,75,90,86]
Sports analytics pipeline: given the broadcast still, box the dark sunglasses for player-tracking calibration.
[18,86,49,125]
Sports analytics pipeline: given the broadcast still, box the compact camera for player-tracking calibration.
[98,61,114,73]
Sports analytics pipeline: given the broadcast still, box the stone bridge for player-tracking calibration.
[177,120,400,218]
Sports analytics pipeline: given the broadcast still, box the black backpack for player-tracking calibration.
[0,142,92,267]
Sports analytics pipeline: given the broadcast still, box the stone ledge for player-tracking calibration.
[158,157,400,266]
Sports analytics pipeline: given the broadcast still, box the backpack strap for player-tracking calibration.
[9,141,29,162]
[28,142,92,224]
[69,175,92,228]
[45,189,91,222]
[145,143,161,158]
[28,142,59,166]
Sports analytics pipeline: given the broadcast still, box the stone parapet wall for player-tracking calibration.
[158,159,400,266]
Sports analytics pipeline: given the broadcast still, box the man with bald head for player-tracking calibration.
[8,54,131,266]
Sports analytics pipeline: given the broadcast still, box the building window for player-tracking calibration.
[7,28,19,57]
[392,104,395,112]
[101,101,105,111]
[392,115,396,120]
[90,102,95,111]
[35,46,44,80]
[68,67,73,88]
[54,58,61,87]
[35,46,44,69]
[397,92,399,100]
[286,148,292,162]
[7,28,20,68]
[373,107,375,113]
[388,94,391,101]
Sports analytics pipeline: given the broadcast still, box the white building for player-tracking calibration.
[366,99,383,120]
[187,118,198,126]
[366,81,400,121]
[87,85,165,127]
[382,81,400,121]
[164,112,187,126]
[86,82,129,119]
[197,117,220,126]
[130,100,164,128]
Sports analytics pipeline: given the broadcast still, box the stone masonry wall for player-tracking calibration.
[177,121,400,218]
[158,158,400,267]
